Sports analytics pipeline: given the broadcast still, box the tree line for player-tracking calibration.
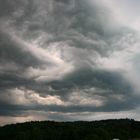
[0,119,140,140]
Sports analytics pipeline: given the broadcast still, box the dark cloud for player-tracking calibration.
[0,31,43,68]
[48,68,132,94]
[0,68,139,117]
[0,0,26,18]
[0,73,29,89]
[0,92,139,116]
[0,0,140,124]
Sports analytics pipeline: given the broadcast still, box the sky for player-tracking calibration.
[1,0,140,125]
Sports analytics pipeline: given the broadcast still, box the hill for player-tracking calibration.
[0,119,140,140]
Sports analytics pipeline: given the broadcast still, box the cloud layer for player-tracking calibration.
[0,0,140,125]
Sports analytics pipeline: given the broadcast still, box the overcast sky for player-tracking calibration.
[1,0,140,125]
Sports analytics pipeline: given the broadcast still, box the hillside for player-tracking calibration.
[0,119,140,140]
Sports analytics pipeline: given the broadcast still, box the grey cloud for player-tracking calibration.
[2,0,120,55]
[0,0,26,18]
[48,68,132,94]
[0,68,139,117]
[0,73,33,90]
[0,0,140,123]
[0,31,43,68]
[0,93,139,117]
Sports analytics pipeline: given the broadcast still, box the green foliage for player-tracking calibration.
[0,119,140,140]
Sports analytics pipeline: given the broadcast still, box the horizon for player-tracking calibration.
[0,118,137,127]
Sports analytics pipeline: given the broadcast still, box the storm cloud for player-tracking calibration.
[0,0,140,125]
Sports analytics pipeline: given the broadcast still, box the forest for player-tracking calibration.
[0,119,140,140]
